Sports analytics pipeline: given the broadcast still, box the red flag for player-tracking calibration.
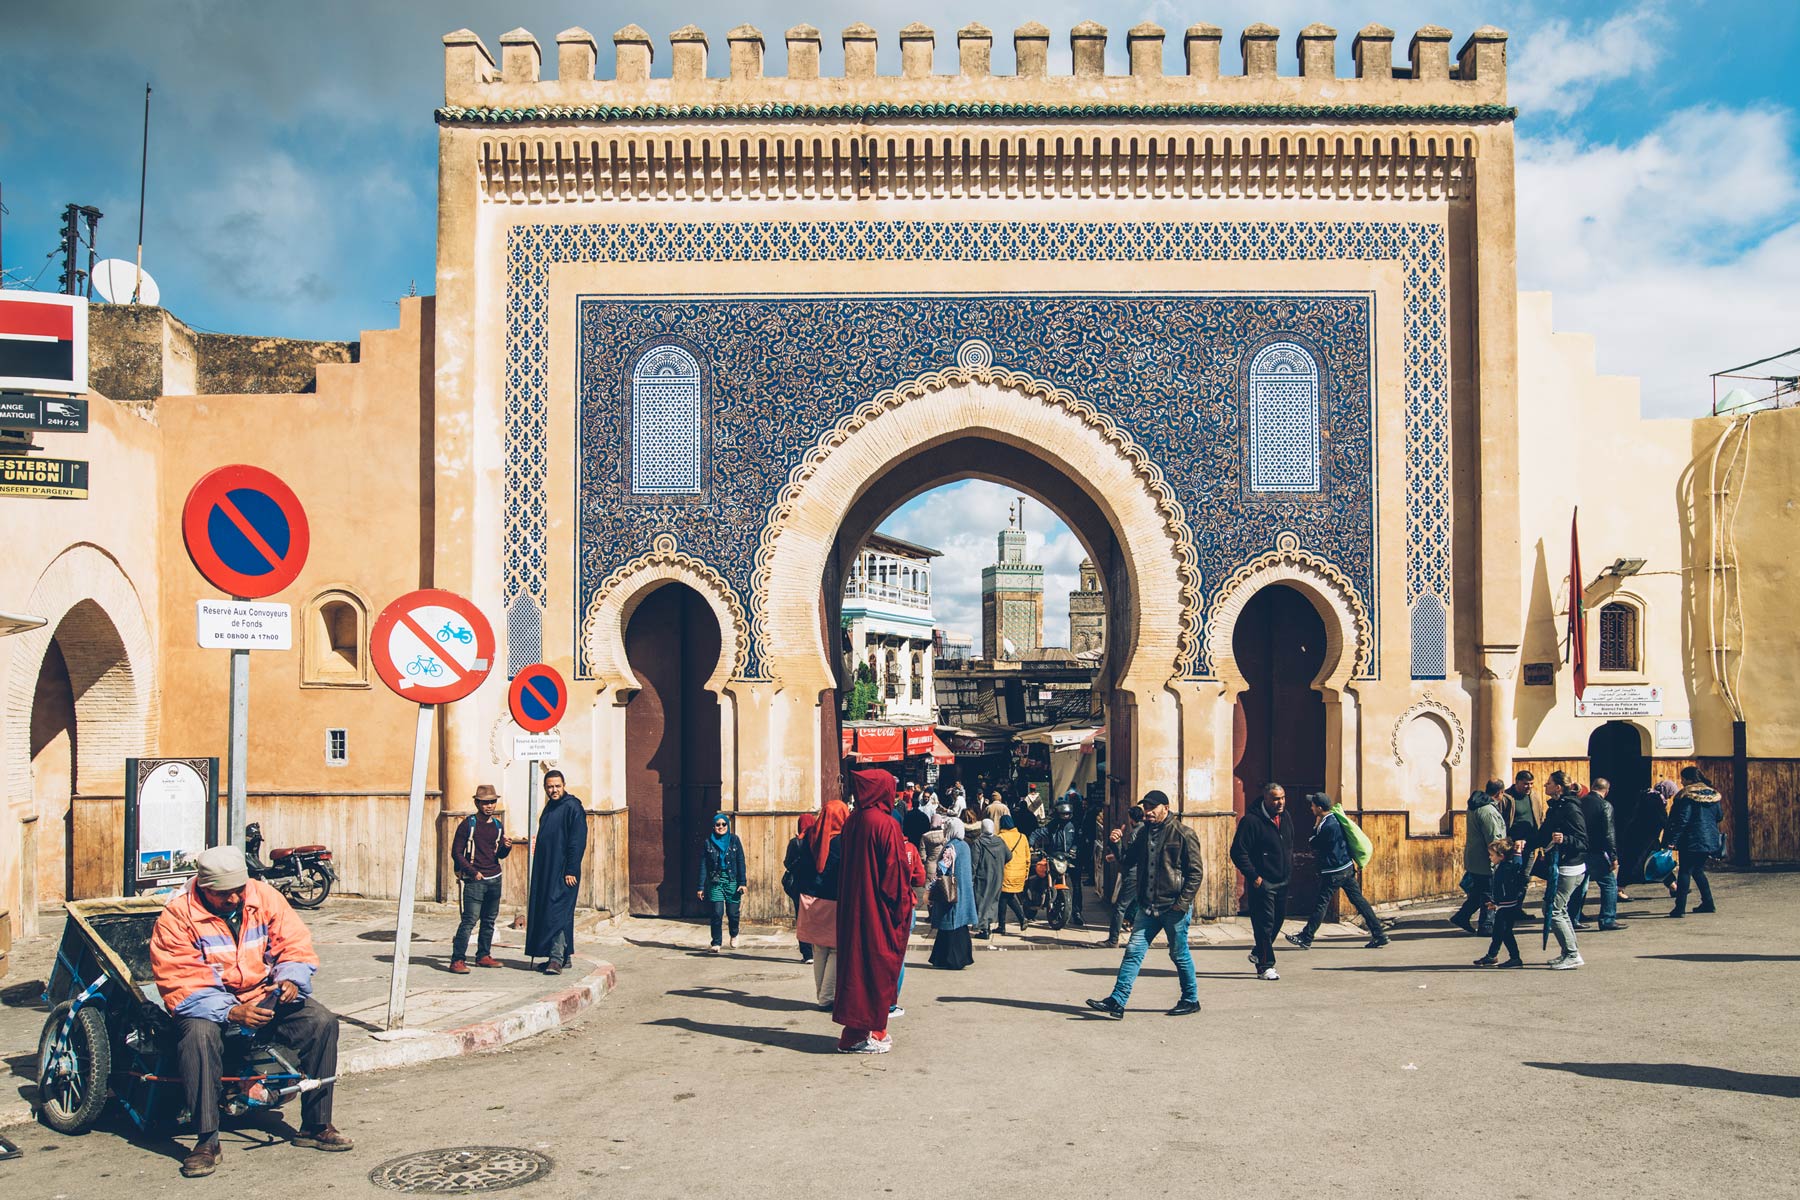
[1569,507,1587,700]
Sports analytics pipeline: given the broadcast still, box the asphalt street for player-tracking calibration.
[5,872,1797,1199]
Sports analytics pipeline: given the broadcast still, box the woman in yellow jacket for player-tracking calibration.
[996,815,1031,934]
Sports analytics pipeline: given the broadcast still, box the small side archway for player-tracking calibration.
[4,544,157,927]
[1205,533,1369,812]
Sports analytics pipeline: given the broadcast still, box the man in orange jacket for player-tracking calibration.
[149,845,350,1177]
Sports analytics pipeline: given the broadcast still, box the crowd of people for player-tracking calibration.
[774,761,1729,1045]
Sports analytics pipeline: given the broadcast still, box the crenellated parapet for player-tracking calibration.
[439,20,1509,116]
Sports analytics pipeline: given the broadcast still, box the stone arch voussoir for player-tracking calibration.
[1205,531,1371,696]
[4,543,157,804]
[753,351,1201,698]
[581,534,748,695]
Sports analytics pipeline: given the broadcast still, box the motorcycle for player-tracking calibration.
[1028,849,1074,931]
[245,822,336,909]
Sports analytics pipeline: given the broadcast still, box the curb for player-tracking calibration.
[0,961,616,1130]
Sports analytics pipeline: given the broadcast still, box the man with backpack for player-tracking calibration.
[1284,792,1388,950]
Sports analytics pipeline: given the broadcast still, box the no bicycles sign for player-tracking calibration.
[369,589,495,705]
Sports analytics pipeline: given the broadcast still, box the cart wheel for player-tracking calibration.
[37,1001,111,1134]
[284,864,333,909]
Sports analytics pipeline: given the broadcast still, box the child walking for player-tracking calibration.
[1475,838,1528,968]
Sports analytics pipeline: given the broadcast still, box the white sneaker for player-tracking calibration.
[1258,967,1280,981]
[840,1036,892,1055]
[730,935,741,949]
[709,944,722,955]
[1550,952,1584,970]
[888,1005,905,1019]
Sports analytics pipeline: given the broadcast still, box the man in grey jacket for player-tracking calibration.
[1086,791,1204,1019]
[1451,779,1509,937]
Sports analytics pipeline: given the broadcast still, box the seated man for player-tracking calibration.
[149,845,351,1177]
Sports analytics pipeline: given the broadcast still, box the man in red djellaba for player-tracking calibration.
[832,767,913,1053]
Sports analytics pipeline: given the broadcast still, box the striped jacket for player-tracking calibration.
[149,878,320,1023]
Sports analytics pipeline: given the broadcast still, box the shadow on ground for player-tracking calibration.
[645,1016,839,1055]
[1523,1062,1800,1098]
[1636,953,1800,963]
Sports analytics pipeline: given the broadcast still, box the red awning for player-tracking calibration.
[855,725,904,761]
[904,724,936,757]
[930,735,956,765]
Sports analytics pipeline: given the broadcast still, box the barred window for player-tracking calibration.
[1248,341,1322,493]
[630,344,704,495]
[1599,602,1638,672]
[884,648,900,699]
[911,651,924,701]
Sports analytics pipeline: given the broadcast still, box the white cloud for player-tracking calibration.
[1517,104,1800,416]
[878,480,1085,651]
[1511,4,1668,119]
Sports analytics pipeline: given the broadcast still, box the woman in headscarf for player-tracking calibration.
[799,797,850,1007]
[698,813,748,953]
[928,817,977,969]
[833,768,912,1053]
[969,818,1009,938]
[783,813,819,963]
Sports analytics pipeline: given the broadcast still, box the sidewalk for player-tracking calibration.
[0,897,614,1129]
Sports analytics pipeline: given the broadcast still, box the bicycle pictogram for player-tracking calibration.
[436,621,473,645]
[405,654,444,678]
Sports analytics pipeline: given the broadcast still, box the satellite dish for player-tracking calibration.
[91,258,160,306]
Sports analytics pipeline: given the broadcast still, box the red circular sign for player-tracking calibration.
[370,589,495,705]
[508,664,567,733]
[181,465,311,598]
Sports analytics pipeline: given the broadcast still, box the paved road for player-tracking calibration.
[4,873,1796,1198]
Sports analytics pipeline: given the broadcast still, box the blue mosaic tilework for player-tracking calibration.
[503,220,1452,673]
[575,294,1373,679]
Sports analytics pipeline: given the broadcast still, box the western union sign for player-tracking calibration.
[0,455,88,499]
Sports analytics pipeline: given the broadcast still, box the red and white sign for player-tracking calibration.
[0,293,87,394]
[507,663,567,734]
[370,589,494,705]
[182,465,311,599]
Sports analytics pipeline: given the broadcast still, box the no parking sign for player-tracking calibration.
[182,465,310,598]
[370,589,495,705]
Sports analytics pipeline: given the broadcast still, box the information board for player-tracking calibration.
[124,757,220,894]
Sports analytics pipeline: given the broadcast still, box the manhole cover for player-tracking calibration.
[369,1146,553,1194]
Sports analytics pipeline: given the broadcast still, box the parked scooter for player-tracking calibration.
[245,822,336,909]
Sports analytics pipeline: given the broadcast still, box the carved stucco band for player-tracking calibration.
[749,360,1203,684]
[581,533,749,688]
[1203,531,1373,681]
[1392,693,1468,767]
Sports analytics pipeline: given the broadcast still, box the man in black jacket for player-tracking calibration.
[1085,791,1204,1019]
[1231,783,1293,981]
[1570,778,1623,932]
[1532,771,1590,969]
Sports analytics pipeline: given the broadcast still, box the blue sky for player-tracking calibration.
[5,3,1796,639]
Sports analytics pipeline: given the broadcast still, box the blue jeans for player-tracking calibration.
[1107,907,1198,1008]
[1570,867,1618,926]
[1549,870,1585,954]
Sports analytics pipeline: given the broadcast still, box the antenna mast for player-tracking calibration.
[133,83,151,303]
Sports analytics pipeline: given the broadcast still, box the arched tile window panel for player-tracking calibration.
[1410,594,1448,680]
[1248,341,1323,493]
[1598,601,1639,672]
[629,343,706,496]
[506,595,543,679]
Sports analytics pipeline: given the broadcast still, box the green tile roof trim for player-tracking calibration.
[436,101,1516,125]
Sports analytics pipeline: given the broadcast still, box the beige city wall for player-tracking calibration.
[0,390,164,950]
[1512,292,1800,863]
[154,297,451,900]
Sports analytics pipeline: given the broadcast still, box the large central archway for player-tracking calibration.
[755,360,1200,813]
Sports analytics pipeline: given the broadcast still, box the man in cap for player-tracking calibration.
[150,845,349,1177]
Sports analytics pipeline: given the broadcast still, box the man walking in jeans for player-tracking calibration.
[1231,783,1293,980]
[449,784,521,973]
[1086,790,1204,1018]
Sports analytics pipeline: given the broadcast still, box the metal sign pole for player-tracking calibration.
[226,646,249,848]
[386,703,436,1030]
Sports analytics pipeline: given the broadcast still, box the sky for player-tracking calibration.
[3,1,1796,641]
[879,480,1087,648]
